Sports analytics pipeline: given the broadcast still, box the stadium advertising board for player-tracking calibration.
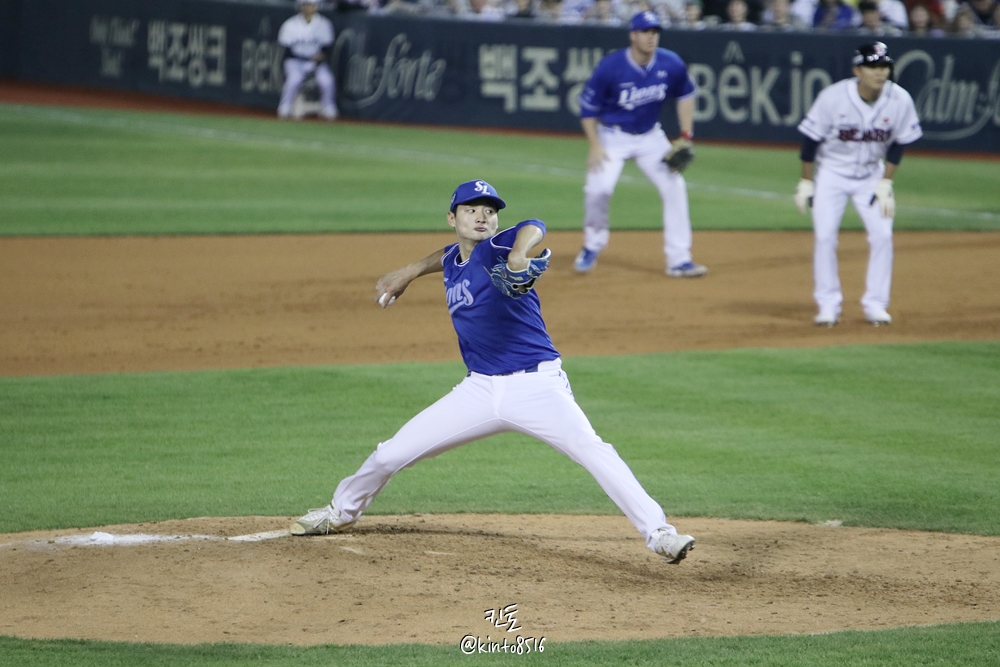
[13,0,1000,151]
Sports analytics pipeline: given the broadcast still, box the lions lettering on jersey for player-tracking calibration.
[580,48,695,135]
[617,84,668,111]
[446,279,474,314]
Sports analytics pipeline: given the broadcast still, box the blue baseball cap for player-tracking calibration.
[449,180,506,212]
[629,10,662,30]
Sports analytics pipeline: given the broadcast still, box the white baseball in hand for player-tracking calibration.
[379,293,396,307]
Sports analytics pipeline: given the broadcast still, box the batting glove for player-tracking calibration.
[794,179,814,214]
[872,178,895,218]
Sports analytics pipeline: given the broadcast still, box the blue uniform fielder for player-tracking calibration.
[291,179,696,565]
[575,10,707,278]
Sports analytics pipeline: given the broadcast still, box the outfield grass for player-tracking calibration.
[1,103,997,236]
[3,342,998,536]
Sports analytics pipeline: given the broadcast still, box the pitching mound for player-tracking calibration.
[2,514,998,646]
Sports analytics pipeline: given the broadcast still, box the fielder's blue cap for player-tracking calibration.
[629,10,662,30]
[449,180,506,212]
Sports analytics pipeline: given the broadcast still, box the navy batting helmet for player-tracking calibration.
[852,42,894,68]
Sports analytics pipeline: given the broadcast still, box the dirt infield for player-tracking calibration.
[3,230,999,377]
[2,81,999,647]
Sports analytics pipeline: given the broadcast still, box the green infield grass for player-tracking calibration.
[1,621,998,666]
[1,103,998,236]
[3,341,998,536]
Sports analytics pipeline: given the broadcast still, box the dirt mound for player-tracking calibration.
[2,515,997,646]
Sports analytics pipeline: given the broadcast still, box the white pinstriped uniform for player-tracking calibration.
[798,78,922,318]
[277,11,337,119]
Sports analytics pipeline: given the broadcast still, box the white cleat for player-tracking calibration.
[865,308,892,327]
[814,311,840,327]
[290,504,356,536]
[651,529,696,564]
[667,261,708,278]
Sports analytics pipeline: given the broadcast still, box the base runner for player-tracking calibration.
[795,42,923,326]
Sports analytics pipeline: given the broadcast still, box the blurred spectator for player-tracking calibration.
[791,0,820,24]
[878,0,910,27]
[679,0,710,26]
[646,0,688,24]
[456,0,506,19]
[761,0,810,28]
[905,0,946,26]
[506,0,538,17]
[965,0,998,24]
[582,0,624,22]
[721,0,760,26]
[907,0,947,31]
[559,0,593,22]
[857,0,904,31]
[949,1,984,30]
[813,0,860,27]
[536,0,564,19]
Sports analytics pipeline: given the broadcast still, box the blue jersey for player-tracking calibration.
[579,47,695,135]
[441,219,559,375]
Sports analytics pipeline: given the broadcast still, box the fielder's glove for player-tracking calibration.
[663,138,695,173]
[795,178,815,214]
[871,178,895,218]
[489,249,552,298]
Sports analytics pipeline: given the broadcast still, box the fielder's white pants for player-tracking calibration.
[583,123,693,269]
[278,59,337,118]
[332,359,676,549]
[811,167,893,316]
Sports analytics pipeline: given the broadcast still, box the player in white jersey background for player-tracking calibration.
[277,0,338,120]
[289,179,697,566]
[574,11,708,278]
[795,42,922,327]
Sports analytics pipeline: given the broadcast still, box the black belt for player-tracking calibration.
[467,364,540,377]
[496,364,540,376]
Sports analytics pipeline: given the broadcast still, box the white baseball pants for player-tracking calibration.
[811,167,894,317]
[331,359,676,548]
[582,124,693,269]
[278,59,337,118]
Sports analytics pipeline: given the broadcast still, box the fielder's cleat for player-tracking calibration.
[814,311,840,327]
[574,247,600,273]
[667,261,708,278]
[865,308,892,327]
[290,504,356,536]
[651,529,696,564]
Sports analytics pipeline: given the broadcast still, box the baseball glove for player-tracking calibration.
[489,249,552,298]
[664,138,695,173]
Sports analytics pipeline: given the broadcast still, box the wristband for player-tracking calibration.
[680,131,693,141]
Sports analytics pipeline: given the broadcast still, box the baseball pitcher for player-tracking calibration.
[291,179,696,565]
